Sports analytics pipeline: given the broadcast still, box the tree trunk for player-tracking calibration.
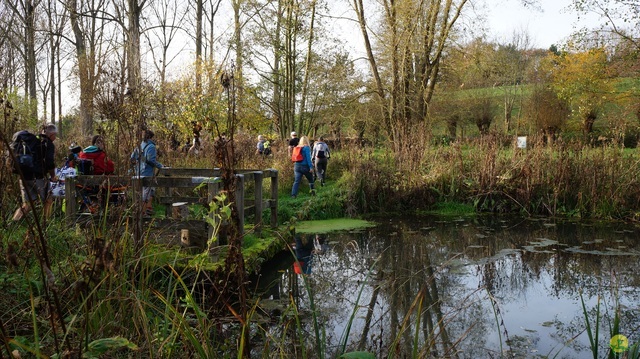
[232,0,243,106]
[25,0,38,121]
[273,0,283,138]
[127,0,144,92]
[195,0,203,90]
[68,0,94,135]
[298,0,316,136]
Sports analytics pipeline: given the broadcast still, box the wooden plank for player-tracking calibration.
[73,175,130,187]
[270,170,278,228]
[254,171,263,235]
[139,176,221,188]
[158,168,221,177]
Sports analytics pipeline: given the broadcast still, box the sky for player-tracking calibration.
[485,0,595,48]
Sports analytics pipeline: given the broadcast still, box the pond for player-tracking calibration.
[255,215,640,358]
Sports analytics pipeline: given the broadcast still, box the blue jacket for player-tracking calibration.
[300,146,313,168]
[131,140,162,177]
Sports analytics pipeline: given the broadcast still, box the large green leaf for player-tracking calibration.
[84,337,138,358]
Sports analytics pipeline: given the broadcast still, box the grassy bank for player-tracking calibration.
[264,135,640,222]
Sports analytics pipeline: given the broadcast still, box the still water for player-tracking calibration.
[257,215,640,358]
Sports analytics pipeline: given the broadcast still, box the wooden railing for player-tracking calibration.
[64,168,279,239]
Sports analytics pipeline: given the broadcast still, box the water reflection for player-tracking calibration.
[256,216,640,358]
[293,234,328,274]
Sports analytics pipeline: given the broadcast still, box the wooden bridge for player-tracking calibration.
[63,168,279,245]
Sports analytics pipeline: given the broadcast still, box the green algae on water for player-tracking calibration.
[296,218,376,234]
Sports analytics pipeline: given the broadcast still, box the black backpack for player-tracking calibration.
[7,130,43,176]
[76,159,94,175]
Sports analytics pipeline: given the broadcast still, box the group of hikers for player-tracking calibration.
[8,124,329,222]
[257,131,331,198]
[8,125,162,220]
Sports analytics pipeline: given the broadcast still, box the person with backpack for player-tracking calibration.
[288,131,299,156]
[78,135,115,175]
[12,123,58,220]
[311,136,330,186]
[291,135,315,198]
[131,129,164,216]
[256,135,272,156]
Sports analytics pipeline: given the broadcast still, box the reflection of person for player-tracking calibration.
[311,136,330,186]
[130,129,164,216]
[294,235,315,274]
[13,123,58,220]
[288,131,299,156]
[291,136,315,198]
[313,234,329,255]
[78,135,115,175]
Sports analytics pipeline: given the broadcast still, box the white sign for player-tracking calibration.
[517,136,527,149]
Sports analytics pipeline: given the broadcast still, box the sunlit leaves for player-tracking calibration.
[545,48,613,131]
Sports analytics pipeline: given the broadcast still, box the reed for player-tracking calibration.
[333,135,640,219]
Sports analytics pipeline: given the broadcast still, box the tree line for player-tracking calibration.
[0,0,638,148]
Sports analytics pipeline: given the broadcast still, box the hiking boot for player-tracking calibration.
[310,189,316,196]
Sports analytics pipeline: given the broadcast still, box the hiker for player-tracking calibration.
[12,124,58,220]
[130,129,164,216]
[256,135,272,156]
[78,135,115,175]
[311,136,330,186]
[288,131,299,156]
[290,135,315,198]
[187,121,202,156]
[256,135,266,155]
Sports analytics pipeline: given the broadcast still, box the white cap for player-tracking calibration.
[291,131,297,137]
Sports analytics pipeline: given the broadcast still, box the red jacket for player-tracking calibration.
[78,149,115,175]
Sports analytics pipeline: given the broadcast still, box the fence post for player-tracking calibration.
[254,171,263,235]
[270,169,278,228]
[65,176,77,226]
[235,174,245,237]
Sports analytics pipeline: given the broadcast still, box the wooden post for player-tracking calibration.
[235,174,245,237]
[270,169,278,228]
[132,177,145,248]
[254,171,263,235]
[180,229,190,246]
[65,176,76,226]
[171,202,189,219]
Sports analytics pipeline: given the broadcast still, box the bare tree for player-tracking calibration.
[144,0,187,85]
[244,0,328,139]
[5,0,42,121]
[352,0,468,153]
[125,0,146,91]
[67,0,110,135]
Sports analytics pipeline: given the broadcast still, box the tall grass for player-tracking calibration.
[333,135,640,219]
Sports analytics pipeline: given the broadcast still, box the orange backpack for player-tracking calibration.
[291,146,303,162]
